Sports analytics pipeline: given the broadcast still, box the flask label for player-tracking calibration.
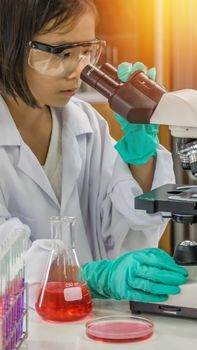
[64,286,83,301]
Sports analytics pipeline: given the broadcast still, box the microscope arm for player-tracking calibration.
[150,89,197,138]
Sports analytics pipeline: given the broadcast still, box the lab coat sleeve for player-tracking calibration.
[0,188,31,243]
[80,101,175,259]
[106,145,175,256]
[24,239,54,308]
[0,187,12,223]
[0,189,45,308]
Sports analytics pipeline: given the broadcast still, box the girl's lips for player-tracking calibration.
[60,89,77,96]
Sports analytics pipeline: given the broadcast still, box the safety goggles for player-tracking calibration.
[28,39,106,77]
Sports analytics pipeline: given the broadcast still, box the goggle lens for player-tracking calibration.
[28,40,106,77]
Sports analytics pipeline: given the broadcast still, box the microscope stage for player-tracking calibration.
[135,184,197,218]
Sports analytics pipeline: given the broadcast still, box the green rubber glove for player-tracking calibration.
[114,61,159,165]
[82,248,188,302]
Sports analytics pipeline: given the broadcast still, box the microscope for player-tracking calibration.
[81,63,197,319]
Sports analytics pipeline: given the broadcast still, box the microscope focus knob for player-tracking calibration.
[173,240,197,265]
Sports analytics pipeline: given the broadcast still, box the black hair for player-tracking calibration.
[0,0,97,107]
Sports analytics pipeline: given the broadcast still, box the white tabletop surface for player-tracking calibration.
[20,299,197,350]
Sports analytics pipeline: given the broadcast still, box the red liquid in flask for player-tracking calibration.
[35,281,92,322]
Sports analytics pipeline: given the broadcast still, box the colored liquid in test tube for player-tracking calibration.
[0,260,5,350]
[35,217,92,322]
[0,228,27,350]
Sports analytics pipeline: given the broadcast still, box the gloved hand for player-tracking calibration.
[82,248,188,302]
[114,61,159,164]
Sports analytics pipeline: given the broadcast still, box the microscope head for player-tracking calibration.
[150,90,197,177]
[150,89,197,137]
[81,63,197,177]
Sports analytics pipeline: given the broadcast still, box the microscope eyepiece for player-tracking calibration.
[81,64,119,99]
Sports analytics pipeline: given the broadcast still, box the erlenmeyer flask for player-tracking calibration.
[35,216,92,322]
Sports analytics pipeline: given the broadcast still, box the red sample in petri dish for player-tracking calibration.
[86,315,154,343]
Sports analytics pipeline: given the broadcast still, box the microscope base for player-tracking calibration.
[130,301,197,319]
[130,280,197,319]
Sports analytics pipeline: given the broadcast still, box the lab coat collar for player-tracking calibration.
[18,142,60,207]
[55,97,94,137]
[55,98,93,213]
[0,96,21,146]
[0,96,59,205]
[0,96,94,145]
[0,95,94,209]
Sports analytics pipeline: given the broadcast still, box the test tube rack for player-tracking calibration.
[0,227,28,350]
[0,284,28,350]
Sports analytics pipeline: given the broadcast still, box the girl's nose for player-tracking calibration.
[66,55,90,80]
[66,65,82,80]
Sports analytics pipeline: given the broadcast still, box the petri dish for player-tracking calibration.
[86,315,154,343]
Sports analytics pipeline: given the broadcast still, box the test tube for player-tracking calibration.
[0,254,3,350]
[0,227,27,350]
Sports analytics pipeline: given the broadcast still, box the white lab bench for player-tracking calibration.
[20,299,197,350]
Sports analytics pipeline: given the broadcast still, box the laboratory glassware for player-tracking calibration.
[0,227,28,350]
[86,315,154,343]
[35,216,92,322]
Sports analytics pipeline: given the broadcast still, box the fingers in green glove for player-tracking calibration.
[117,62,133,82]
[82,248,188,302]
[130,277,181,296]
[147,67,156,80]
[134,265,187,286]
[117,61,156,83]
[133,248,188,276]
[114,286,168,302]
[117,61,146,82]
[132,61,146,73]
[145,124,159,134]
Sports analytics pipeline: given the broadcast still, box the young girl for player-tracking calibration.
[0,0,187,305]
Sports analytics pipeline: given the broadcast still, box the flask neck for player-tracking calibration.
[62,217,76,251]
[50,217,63,241]
[49,216,77,251]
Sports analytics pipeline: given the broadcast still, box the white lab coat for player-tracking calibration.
[0,95,175,264]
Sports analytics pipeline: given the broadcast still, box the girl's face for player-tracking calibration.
[25,11,96,108]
